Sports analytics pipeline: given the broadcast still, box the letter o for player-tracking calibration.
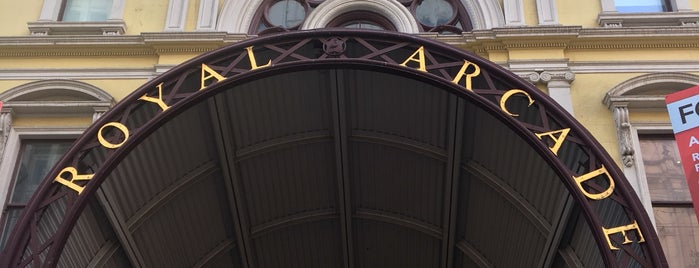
[98,122,130,149]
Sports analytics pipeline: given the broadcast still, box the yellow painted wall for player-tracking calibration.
[508,48,566,60]
[567,49,699,62]
[0,56,158,69]
[0,0,696,169]
[524,0,539,26]
[185,0,201,32]
[123,0,169,34]
[556,0,600,28]
[0,1,43,36]
[570,73,628,162]
[89,79,151,101]
[13,116,93,128]
[629,111,671,124]
[0,81,33,94]
[691,1,699,10]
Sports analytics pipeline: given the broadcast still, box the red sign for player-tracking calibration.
[666,85,699,223]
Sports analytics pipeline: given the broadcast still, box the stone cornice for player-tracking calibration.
[0,32,252,57]
[0,27,698,57]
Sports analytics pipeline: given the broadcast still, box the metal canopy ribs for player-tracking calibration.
[0,30,666,268]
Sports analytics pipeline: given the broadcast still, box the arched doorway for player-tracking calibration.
[1,30,666,267]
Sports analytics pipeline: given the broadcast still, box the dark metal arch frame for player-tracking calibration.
[0,29,666,267]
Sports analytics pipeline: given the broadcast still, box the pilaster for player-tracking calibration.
[503,0,526,26]
[511,60,576,115]
[196,0,219,31]
[165,0,189,31]
[536,0,559,25]
[0,109,12,163]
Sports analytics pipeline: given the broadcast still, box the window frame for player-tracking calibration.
[0,80,113,243]
[614,0,673,13]
[28,0,126,35]
[598,0,699,27]
[0,133,79,247]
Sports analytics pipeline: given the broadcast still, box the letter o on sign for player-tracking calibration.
[98,122,130,149]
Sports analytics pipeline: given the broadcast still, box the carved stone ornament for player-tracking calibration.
[0,110,12,159]
[613,105,635,167]
[322,37,347,56]
[519,70,574,85]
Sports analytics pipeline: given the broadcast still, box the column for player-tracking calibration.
[519,70,576,115]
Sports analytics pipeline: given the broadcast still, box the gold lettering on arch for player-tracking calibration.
[400,46,427,72]
[245,46,272,70]
[451,60,480,91]
[97,122,130,149]
[200,64,227,90]
[573,165,615,200]
[499,89,535,117]
[535,128,571,156]
[602,221,646,250]
[54,167,94,195]
[139,82,170,112]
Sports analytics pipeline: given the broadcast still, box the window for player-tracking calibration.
[638,135,699,267]
[605,73,699,266]
[615,0,670,13]
[248,0,473,34]
[28,0,126,35]
[0,140,72,248]
[0,80,113,247]
[598,0,699,27]
[61,0,114,22]
[327,11,397,31]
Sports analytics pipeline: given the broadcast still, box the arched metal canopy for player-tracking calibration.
[1,30,667,267]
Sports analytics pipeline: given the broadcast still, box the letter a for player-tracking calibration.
[201,64,227,90]
[535,128,571,156]
[690,136,699,147]
[400,46,427,72]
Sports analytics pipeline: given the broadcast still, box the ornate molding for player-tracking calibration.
[518,70,575,85]
[2,26,699,57]
[27,21,127,35]
[613,105,635,167]
[0,110,13,161]
[598,11,699,28]
[302,0,420,33]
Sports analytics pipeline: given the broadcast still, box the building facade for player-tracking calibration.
[0,0,698,267]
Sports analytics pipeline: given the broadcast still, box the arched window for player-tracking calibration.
[248,0,472,34]
[0,80,113,248]
[327,11,396,30]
